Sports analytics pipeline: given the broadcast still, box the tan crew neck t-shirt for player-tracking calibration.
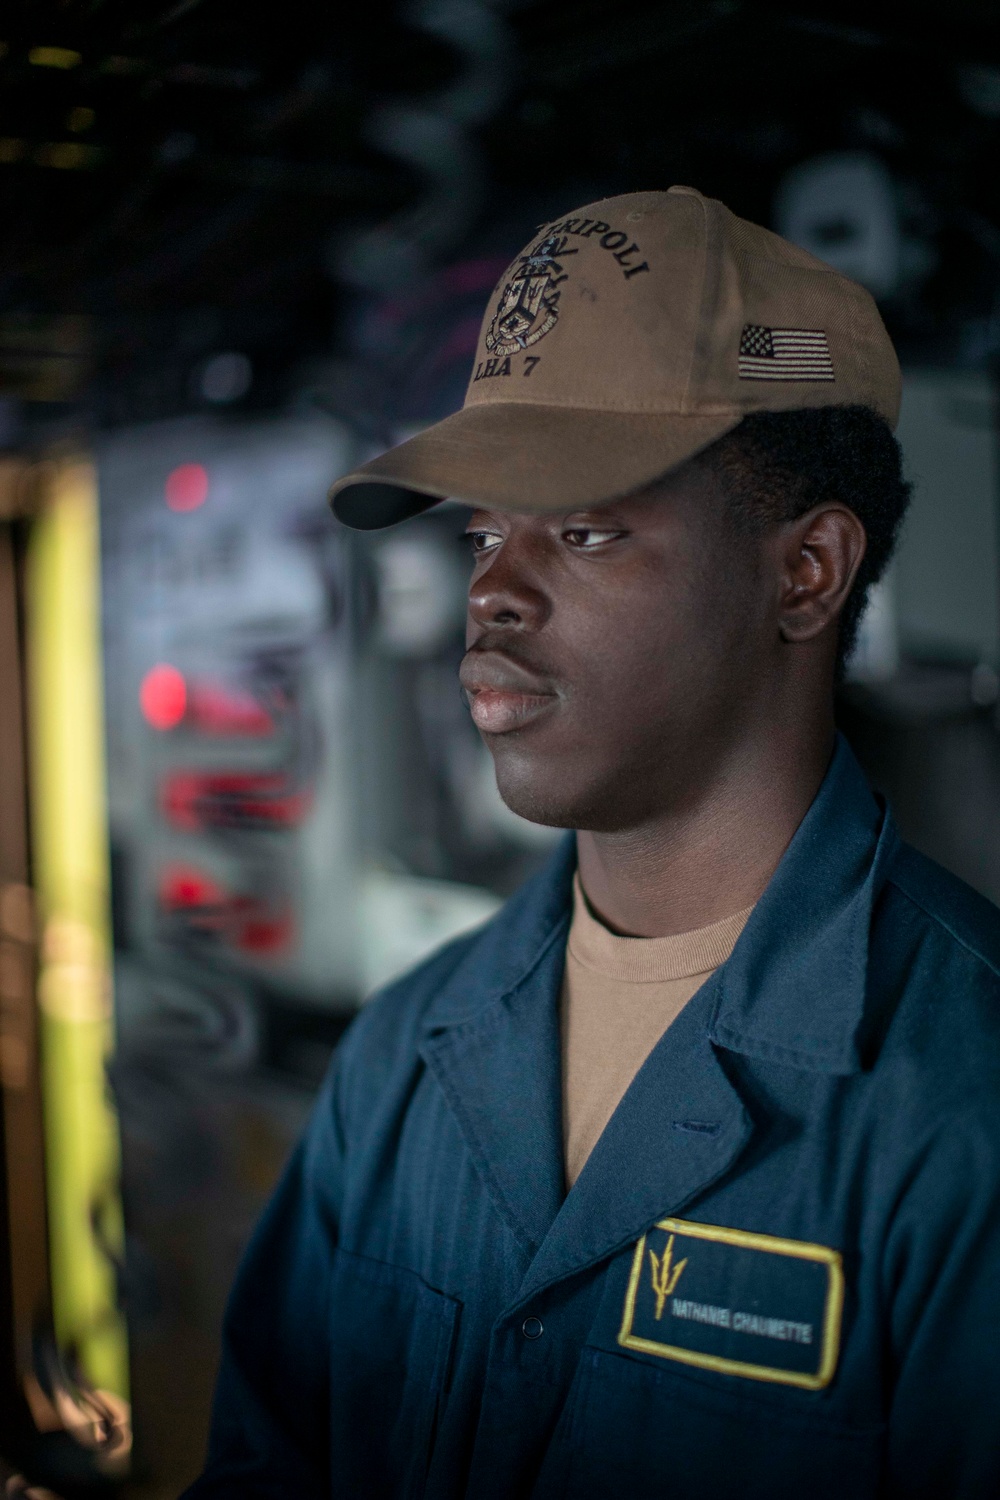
[561,875,753,1187]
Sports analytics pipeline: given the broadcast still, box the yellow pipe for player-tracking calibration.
[25,458,129,1401]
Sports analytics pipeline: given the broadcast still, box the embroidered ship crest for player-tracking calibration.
[484,233,576,356]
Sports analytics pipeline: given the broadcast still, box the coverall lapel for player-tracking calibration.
[517,976,752,1305]
[420,842,575,1255]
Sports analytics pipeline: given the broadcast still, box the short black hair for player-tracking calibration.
[696,405,911,675]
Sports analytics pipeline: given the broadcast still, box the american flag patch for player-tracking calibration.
[738,325,834,382]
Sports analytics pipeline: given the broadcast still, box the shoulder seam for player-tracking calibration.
[887,869,1000,983]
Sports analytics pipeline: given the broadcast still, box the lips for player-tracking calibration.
[459,650,560,735]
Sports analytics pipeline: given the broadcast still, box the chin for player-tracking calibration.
[492,752,633,834]
[495,780,579,831]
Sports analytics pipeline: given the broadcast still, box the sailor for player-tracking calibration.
[185,188,1000,1499]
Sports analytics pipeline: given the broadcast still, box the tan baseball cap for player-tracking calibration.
[330,185,901,530]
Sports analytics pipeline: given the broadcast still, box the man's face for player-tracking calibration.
[460,464,775,832]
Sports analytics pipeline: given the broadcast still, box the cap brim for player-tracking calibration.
[329,403,742,530]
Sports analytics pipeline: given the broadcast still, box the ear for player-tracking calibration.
[775,504,868,644]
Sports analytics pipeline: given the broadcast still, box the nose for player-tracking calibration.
[467,535,549,634]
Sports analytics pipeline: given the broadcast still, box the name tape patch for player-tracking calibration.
[617,1217,844,1390]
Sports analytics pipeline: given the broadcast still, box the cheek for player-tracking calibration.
[567,577,706,700]
[566,567,761,736]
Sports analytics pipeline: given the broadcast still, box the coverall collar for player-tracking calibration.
[426,734,895,1063]
[710,732,899,1075]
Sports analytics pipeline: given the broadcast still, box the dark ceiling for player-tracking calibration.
[1,0,999,437]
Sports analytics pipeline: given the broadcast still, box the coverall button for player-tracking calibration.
[521,1316,543,1340]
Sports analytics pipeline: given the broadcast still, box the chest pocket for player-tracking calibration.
[536,1219,883,1500]
[553,1347,884,1500]
[327,1249,460,1500]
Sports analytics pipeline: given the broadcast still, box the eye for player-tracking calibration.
[466,527,503,555]
[562,526,624,550]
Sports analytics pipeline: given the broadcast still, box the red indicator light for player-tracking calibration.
[235,912,293,954]
[158,864,225,911]
[159,768,309,829]
[190,682,275,736]
[156,866,293,955]
[164,462,209,512]
[140,663,187,730]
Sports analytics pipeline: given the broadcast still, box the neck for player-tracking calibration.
[575,715,835,938]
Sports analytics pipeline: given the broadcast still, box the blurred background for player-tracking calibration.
[0,0,998,1493]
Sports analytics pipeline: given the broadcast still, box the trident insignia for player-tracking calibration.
[649,1234,688,1319]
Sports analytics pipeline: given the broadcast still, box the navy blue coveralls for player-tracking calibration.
[186,738,1000,1499]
